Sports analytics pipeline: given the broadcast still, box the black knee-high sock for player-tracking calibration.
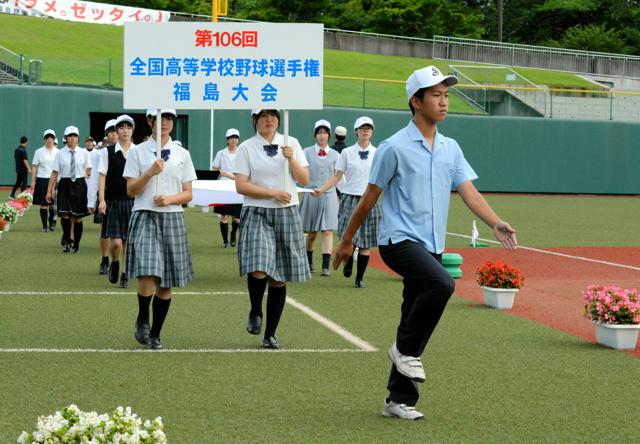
[265,285,286,339]
[39,208,48,229]
[322,253,331,269]
[61,218,71,242]
[230,221,239,243]
[137,293,152,325]
[48,206,56,223]
[73,221,83,248]
[355,254,370,281]
[306,250,313,267]
[248,274,267,317]
[220,221,229,244]
[150,296,172,338]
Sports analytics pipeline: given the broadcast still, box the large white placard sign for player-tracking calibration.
[123,22,324,110]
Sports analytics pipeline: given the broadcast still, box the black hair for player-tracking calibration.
[409,88,428,115]
[252,110,280,132]
[116,122,134,130]
[44,134,55,140]
[147,114,176,129]
[20,136,28,144]
[314,126,331,136]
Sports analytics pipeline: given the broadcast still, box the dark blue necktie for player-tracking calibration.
[359,150,369,160]
[154,149,171,161]
[263,144,278,157]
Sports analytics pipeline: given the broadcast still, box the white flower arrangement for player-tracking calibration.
[17,405,167,444]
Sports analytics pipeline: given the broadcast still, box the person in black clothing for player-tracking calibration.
[98,115,136,289]
[11,136,29,198]
[331,126,348,154]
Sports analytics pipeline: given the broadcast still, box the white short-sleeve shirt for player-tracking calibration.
[52,146,92,180]
[98,142,135,176]
[86,148,103,207]
[123,137,197,213]
[211,147,237,181]
[32,146,59,178]
[334,143,376,196]
[234,132,308,208]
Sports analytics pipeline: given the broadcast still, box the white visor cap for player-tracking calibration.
[314,119,331,132]
[115,114,135,128]
[64,125,80,137]
[104,119,117,132]
[353,116,374,131]
[43,129,56,138]
[406,66,458,100]
[225,128,240,138]
[146,109,178,117]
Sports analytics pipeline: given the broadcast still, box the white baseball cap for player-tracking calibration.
[225,128,240,138]
[353,116,374,131]
[116,114,135,128]
[314,119,331,132]
[43,129,56,138]
[334,126,347,137]
[104,119,117,132]
[406,66,458,100]
[146,109,178,117]
[64,126,80,137]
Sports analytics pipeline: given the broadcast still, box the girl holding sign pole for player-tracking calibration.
[234,109,310,349]
[123,109,197,350]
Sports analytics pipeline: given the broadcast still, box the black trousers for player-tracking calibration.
[379,240,455,406]
[11,170,28,196]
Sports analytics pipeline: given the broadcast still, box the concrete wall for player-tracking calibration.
[2,84,639,194]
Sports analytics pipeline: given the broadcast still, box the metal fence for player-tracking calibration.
[432,36,640,79]
[0,44,24,84]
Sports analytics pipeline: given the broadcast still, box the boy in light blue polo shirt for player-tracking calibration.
[334,66,518,420]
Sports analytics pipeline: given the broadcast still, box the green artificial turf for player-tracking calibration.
[1,192,639,442]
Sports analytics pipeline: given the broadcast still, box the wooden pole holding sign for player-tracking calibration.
[283,109,289,191]
[156,108,162,194]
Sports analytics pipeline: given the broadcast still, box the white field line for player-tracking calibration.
[0,292,377,353]
[447,232,640,272]
[0,348,367,354]
[286,297,378,352]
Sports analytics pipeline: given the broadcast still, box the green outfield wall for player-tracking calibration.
[1,85,638,194]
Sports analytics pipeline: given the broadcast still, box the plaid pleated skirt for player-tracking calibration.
[126,210,194,288]
[102,199,134,240]
[238,206,310,283]
[337,193,382,249]
[56,178,88,217]
[299,191,339,232]
[33,177,50,205]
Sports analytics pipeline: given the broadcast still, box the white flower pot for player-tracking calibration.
[593,322,640,350]
[3,222,10,232]
[481,286,518,309]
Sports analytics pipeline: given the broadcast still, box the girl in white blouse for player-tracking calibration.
[234,109,310,349]
[31,129,59,232]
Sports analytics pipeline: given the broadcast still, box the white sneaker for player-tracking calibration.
[388,342,425,382]
[382,400,425,420]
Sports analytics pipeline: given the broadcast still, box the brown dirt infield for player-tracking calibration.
[369,246,640,357]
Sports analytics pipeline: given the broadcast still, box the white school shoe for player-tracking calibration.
[382,400,425,420]
[388,342,426,382]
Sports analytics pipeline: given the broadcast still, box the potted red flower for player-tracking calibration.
[476,260,525,309]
